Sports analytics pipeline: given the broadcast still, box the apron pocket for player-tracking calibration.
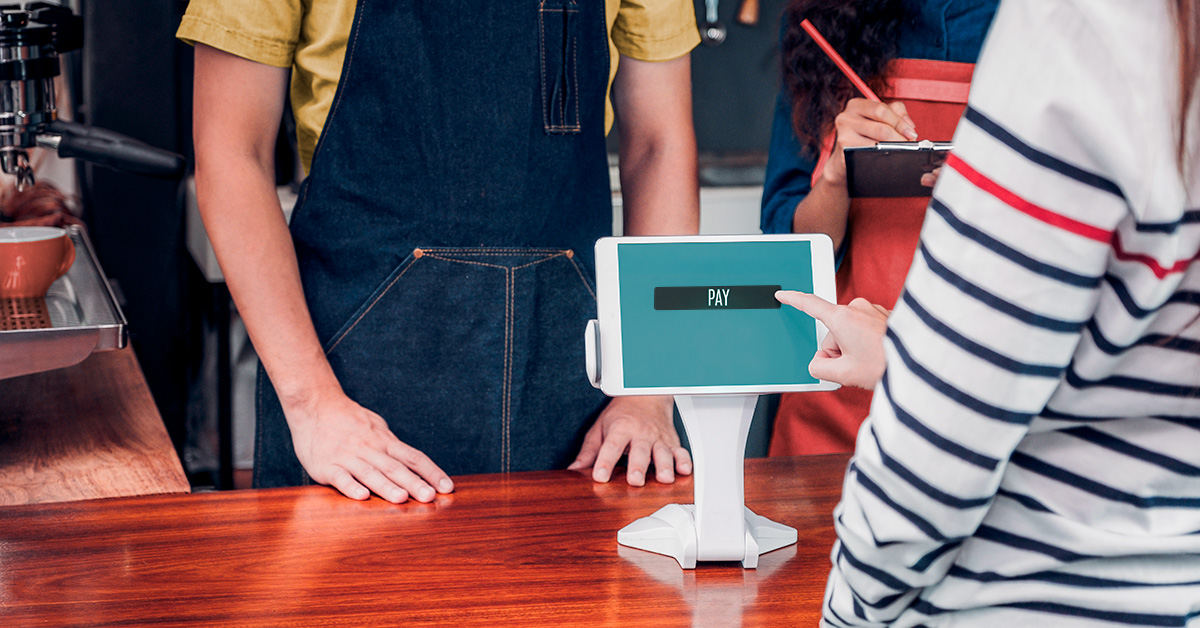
[539,1,581,134]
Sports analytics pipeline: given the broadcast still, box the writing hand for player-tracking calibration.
[822,98,918,187]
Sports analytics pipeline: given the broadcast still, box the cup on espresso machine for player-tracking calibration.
[0,2,184,190]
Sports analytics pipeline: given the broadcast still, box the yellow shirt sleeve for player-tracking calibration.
[176,0,303,68]
[612,0,701,61]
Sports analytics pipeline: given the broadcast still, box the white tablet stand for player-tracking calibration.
[617,394,797,569]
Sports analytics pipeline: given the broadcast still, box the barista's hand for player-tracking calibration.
[285,391,454,503]
[821,98,918,187]
[776,290,890,390]
[921,166,942,188]
[569,395,692,486]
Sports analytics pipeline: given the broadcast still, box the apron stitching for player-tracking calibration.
[421,254,509,271]
[538,3,548,131]
[326,257,419,354]
[510,252,568,271]
[565,254,597,300]
[420,248,566,255]
[504,267,513,473]
[571,30,579,130]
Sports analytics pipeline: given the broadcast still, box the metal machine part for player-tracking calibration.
[700,0,727,46]
[0,3,181,189]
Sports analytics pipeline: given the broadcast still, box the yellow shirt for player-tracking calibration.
[179,1,699,174]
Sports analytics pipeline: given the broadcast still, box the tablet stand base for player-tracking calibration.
[616,394,798,569]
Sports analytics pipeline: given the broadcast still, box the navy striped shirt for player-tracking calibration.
[822,1,1200,626]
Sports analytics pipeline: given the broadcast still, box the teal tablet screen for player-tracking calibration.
[617,241,819,389]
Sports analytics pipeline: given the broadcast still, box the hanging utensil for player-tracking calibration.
[736,0,760,26]
[700,0,727,46]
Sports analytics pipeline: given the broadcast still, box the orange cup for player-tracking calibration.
[0,226,76,299]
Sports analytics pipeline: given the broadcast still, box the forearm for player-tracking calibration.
[192,44,340,418]
[613,54,699,236]
[194,161,340,409]
[791,174,851,249]
[618,124,699,236]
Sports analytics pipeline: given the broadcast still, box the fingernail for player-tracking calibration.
[594,467,610,483]
[355,488,369,500]
[439,479,454,493]
[903,127,918,140]
[630,471,644,486]
[418,487,435,502]
[567,460,582,470]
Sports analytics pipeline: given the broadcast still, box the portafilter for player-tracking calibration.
[0,3,184,189]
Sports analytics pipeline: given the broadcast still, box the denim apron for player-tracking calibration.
[255,0,612,486]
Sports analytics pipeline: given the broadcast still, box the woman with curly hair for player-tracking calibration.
[761,0,998,456]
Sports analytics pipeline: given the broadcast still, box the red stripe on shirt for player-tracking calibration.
[1112,232,1199,279]
[945,153,1113,243]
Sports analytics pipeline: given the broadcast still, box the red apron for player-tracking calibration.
[770,58,974,456]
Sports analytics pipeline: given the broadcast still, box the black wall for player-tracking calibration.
[77,0,194,448]
[690,0,789,155]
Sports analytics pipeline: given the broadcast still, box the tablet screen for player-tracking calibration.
[616,240,821,389]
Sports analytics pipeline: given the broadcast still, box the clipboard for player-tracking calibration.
[844,140,952,198]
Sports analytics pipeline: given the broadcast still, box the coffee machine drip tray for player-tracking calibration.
[0,225,127,380]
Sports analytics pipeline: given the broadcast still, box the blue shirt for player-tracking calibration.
[759,0,1000,235]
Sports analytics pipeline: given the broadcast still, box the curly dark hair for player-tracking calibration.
[781,0,906,154]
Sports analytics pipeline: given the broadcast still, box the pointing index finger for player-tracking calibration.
[775,290,839,323]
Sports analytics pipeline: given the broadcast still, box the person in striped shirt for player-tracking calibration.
[779,0,1200,625]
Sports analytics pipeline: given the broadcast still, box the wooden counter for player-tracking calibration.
[0,454,848,626]
[0,347,190,504]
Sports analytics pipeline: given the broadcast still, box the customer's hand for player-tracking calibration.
[285,390,454,503]
[776,290,889,389]
[821,98,918,187]
[569,395,692,486]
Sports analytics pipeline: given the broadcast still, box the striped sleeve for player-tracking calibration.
[821,1,1146,625]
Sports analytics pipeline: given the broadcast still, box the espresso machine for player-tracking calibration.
[0,2,182,190]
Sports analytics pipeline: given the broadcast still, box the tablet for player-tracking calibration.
[588,234,839,396]
[845,140,951,198]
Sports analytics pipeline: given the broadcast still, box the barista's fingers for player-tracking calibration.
[568,421,604,471]
[348,457,411,504]
[385,441,454,495]
[625,438,653,487]
[325,464,372,501]
[651,441,677,484]
[591,430,632,484]
[672,447,693,477]
[366,448,437,503]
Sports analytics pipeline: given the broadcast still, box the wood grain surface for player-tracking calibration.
[0,454,849,627]
[0,347,189,504]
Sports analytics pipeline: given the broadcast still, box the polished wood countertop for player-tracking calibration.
[0,347,189,504]
[0,454,848,626]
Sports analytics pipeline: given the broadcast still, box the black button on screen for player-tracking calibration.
[653,285,782,311]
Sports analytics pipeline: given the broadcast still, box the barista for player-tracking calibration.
[180,1,700,502]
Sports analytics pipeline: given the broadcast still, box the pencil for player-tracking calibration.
[799,19,881,102]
